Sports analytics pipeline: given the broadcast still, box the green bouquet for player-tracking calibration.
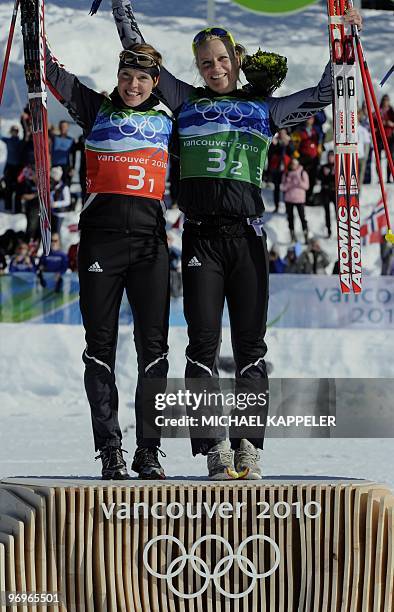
[242,49,288,96]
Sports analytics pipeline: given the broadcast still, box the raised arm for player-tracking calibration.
[45,40,103,134]
[267,62,332,131]
[112,0,144,46]
[112,0,195,110]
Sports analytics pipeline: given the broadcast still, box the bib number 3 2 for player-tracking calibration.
[206,148,262,182]
[207,148,242,175]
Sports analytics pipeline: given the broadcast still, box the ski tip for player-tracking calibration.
[385,230,394,244]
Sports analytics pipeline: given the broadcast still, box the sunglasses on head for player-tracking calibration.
[192,27,236,53]
[119,49,159,69]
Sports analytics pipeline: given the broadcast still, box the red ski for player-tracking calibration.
[327,0,361,293]
[21,0,52,255]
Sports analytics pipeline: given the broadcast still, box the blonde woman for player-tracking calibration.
[112,0,362,479]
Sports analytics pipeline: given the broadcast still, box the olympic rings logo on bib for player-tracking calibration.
[143,534,280,599]
[110,111,165,139]
[194,98,255,123]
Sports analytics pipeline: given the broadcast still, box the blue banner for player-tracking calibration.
[0,273,393,328]
[268,275,394,329]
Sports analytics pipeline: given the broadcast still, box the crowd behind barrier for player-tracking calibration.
[1,92,394,294]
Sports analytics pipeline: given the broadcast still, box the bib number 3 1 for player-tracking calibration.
[127,165,155,193]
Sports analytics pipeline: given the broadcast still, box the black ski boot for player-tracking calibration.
[95,446,130,480]
[131,447,166,479]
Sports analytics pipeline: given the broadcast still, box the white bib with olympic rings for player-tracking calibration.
[178,94,273,188]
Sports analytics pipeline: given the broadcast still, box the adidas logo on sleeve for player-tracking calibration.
[187,256,202,267]
[88,261,103,272]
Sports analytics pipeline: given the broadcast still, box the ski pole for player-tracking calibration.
[346,1,394,243]
[0,0,20,106]
[358,57,393,243]
[355,39,394,179]
[380,64,394,87]
[347,1,394,178]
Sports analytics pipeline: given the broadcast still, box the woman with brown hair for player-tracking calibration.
[35,23,175,479]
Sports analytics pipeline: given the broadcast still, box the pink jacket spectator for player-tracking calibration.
[281,165,310,204]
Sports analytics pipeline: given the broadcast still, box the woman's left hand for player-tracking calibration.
[344,7,363,31]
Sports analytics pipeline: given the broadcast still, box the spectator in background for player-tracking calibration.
[267,128,293,212]
[50,120,75,186]
[20,105,31,141]
[168,157,180,209]
[48,123,56,141]
[312,109,327,148]
[374,94,394,183]
[0,229,23,258]
[50,166,71,233]
[268,246,286,273]
[38,232,69,292]
[283,246,300,273]
[168,235,181,271]
[381,237,393,275]
[297,238,330,274]
[9,241,35,273]
[19,166,40,242]
[281,157,309,243]
[289,130,302,159]
[358,108,371,188]
[298,117,321,203]
[359,100,369,128]
[75,135,87,202]
[67,242,79,272]
[20,104,35,167]
[0,249,7,274]
[318,149,336,238]
[168,234,182,296]
[0,124,24,212]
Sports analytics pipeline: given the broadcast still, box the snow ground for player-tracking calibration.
[0,2,393,489]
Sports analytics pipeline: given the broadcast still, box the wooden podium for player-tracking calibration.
[0,478,393,611]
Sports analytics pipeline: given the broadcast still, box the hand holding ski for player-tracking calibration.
[343,7,362,29]
[327,0,393,294]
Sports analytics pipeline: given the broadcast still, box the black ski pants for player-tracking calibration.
[182,222,269,456]
[285,201,308,233]
[78,230,170,452]
[319,189,336,233]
